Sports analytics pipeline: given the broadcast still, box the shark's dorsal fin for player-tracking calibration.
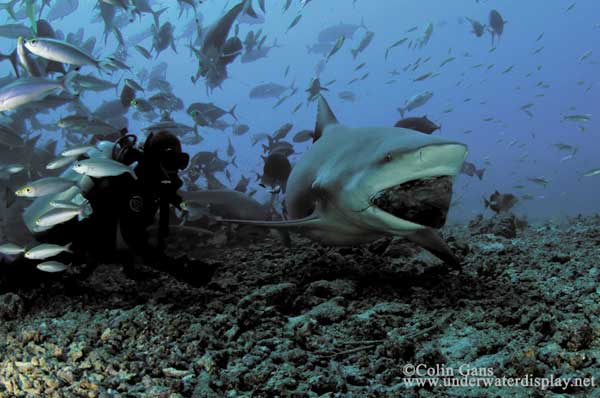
[313,94,338,142]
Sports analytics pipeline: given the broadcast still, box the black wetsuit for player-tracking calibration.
[80,156,184,264]
[26,131,214,287]
[35,155,182,266]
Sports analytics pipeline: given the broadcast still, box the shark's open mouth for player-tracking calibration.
[371,176,453,228]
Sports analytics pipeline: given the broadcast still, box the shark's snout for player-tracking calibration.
[371,175,453,228]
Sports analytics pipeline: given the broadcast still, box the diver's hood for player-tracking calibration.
[144,131,190,171]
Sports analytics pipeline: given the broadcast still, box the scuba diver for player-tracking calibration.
[36,128,214,287]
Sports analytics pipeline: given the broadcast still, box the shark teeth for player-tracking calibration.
[371,176,453,229]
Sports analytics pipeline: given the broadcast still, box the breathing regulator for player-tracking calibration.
[111,127,189,172]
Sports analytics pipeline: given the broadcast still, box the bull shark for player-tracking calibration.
[223,95,468,266]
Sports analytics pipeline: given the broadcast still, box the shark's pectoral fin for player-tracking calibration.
[219,212,321,229]
[405,228,461,268]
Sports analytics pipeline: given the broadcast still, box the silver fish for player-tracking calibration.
[46,155,78,170]
[124,78,145,92]
[25,242,73,260]
[0,242,25,255]
[47,0,79,21]
[583,168,600,177]
[61,145,95,157]
[37,260,69,273]
[72,158,138,179]
[15,177,78,198]
[25,37,102,68]
[17,36,43,77]
[0,24,32,39]
[0,72,77,111]
[35,205,88,228]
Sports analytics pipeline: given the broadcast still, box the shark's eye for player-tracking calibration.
[29,39,37,45]
[385,153,393,162]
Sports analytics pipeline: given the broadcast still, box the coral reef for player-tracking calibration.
[1,215,599,397]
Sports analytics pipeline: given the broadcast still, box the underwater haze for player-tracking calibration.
[4,1,600,397]
[1,0,599,224]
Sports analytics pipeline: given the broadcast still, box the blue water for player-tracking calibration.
[2,0,599,223]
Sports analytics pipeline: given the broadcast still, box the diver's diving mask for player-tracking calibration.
[160,147,190,172]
